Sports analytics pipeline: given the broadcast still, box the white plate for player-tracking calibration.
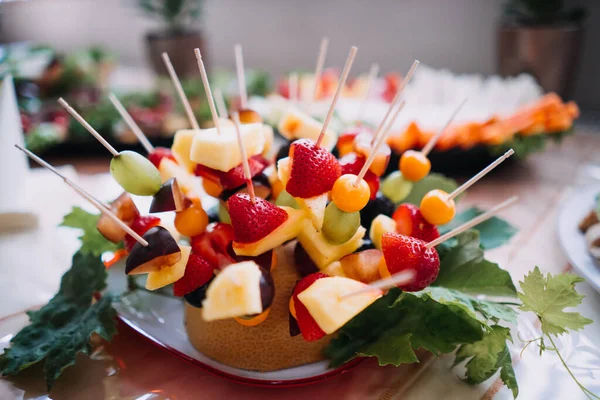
[557,184,600,293]
[106,264,360,386]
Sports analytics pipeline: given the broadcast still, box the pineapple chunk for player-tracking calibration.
[297,194,327,231]
[277,157,291,186]
[278,108,337,151]
[146,246,191,290]
[262,124,275,157]
[158,158,201,197]
[233,207,305,257]
[202,261,264,321]
[297,219,365,270]
[369,215,397,250]
[189,123,265,172]
[298,276,382,334]
[171,130,196,173]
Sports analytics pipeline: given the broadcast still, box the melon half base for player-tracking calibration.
[184,244,331,371]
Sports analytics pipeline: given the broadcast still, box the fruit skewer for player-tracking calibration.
[193,48,222,133]
[214,88,229,119]
[315,46,358,148]
[312,37,329,102]
[231,112,256,203]
[232,45,263,124]
[400,98,467,182]
[108,93,154,154]
[58,98,162,196]
[162,52,201,131]
[14,144,148,247]
[380,196,518,292]
[420,148,515,225]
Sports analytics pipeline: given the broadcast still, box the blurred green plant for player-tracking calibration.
[138,0,204,32]
[503,0,587,25]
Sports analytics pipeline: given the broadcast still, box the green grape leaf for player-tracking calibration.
[454,326,518,398]
[517,267,592,336]
[440,207,517,250]
[0,251,117,390]
[433,231,517,297]
[60,207,122,257]
[402,173,458,206]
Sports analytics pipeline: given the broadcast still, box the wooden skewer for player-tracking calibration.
[421,98,467,156]
[231,112,256,204]
[58,98,119,157]
[162,52,201,131]
[289,72,299,105]
[194,48,222,133]
[315,46,358,148]
[355,100,406,185]
[108,93,155,154]
[426,196,518,249]
[214,88,228,119]
[370,60,419,146]
[14,144,148,246]
[234,44,248,109]
[355,63,380,123]
[448,149,514,200]
[312,37,329,102]
[340,270,415,300]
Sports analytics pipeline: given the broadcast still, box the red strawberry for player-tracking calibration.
[227,193,288,243]
[124,215,161,251]
[338,153,380,200]
[286,139,341,198]
[148,147,177,169]
[381,232,440,292]
[194,155,269,190]
[293,272,329,341]
[173,253,214,296]
[191,223,236,269]
[392,204,440,242]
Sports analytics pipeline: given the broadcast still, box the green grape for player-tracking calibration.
[110,151,162,196]
[381,171,413,203]
[218,201,231,224]
[275,190,299,209]
[322,202,361,245]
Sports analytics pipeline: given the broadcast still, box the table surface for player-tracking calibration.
[2,130,600,399]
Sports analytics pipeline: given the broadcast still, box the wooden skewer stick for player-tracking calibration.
[448,149,514,200]
[58,98,119,157]
[289,72,299,105]
[355,63,380,123]
[421,98,467,156]
[315,46,358,148]
[194,49,222,133]
[231,112,256,204]
[108,93,155,154]
[214,88,228,119]
[340,270,415,300]
[355,100,406,185]
[162,52,201,131]
[234,44,248,109]
[312,37,329,102]
[426,196,518,249]
[14,144,148,246]
[370,60,419,145]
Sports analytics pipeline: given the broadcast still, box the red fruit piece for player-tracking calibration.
[381,232,440,292]
[148,147,177,169]
[227,193,288,243]
[194,155,269,190]
[338,152,380,200]
[286,139,341,198]
[124,215,161,251]
[392,204,440,242]
[173,253,214,296]
[293,272,329,341]
[191,222,236,269]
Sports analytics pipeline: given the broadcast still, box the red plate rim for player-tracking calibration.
[117,314,363,388]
